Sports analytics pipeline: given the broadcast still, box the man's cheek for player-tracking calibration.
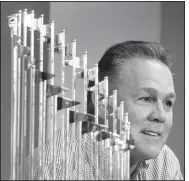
[167,115,173,129]
[164,115,173,135]
[128,105,149,121]
[130,126,141,140]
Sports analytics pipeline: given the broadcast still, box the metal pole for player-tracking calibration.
[16,10,22,179]
[9,13,18,180]
[83,51,88,180]
[20,9,28,180]
[71,39,78,179]
[104,77,109,180]
[59,29,66,180]
[28,10,35,180]
[65,108,70,179]
[119,102,124,180]
[38,13,44,180]
[94,64,99,179]
[42,80,47,180]
[53,95,58,180]
[48,20,55,180]
[112,90,117,180]
[124,113,130,180]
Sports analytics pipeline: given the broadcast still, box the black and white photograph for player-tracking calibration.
[1,1,185,180]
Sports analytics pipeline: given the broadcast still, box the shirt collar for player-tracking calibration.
[130,161,149,180]
[138,160,149,170]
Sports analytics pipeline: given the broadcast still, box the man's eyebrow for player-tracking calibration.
[166,92,177,100]
[138,87,158,94]
[138,87,176,100]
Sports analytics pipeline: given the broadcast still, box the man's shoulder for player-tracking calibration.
[147,144,179,164]
[158,144,181,168]
[145,144,183,180]
[160,144,178,159]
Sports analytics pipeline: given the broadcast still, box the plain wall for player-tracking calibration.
[161,1,185,177]
[1,2,50,180]
[50,2,161,76]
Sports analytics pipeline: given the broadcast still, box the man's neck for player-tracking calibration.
[130,158,139,175]
[130,162,138,175]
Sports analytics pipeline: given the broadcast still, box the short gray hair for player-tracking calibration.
[98,40,172,82]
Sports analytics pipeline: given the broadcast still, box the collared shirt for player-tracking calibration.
[130,146,183,180]
[23,127,183,180]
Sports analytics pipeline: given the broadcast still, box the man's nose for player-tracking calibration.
[148,101,166,123]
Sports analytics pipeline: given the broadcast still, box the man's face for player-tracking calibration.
[109,57,176,161]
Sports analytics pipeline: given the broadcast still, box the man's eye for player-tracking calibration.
[164,100,173,108]
[139,97,153,102]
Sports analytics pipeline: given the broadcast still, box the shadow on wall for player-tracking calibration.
[161,1,185,177]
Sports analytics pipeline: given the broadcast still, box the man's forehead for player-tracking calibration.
[116,57,175,94]
[120,57,173,81]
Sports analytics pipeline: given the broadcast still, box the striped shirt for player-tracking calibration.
[23,125,183,180]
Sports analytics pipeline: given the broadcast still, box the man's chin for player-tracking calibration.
[131,145,162,161]
[142,149,160,160]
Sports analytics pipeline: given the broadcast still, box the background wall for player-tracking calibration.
[1,2,184,180]
[161,1,185,178]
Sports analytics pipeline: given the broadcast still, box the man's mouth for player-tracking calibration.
[142,131,159,136]
[141,130,162,137]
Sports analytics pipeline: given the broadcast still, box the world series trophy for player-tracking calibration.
[8,9,134,180]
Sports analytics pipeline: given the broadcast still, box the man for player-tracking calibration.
[24,40,183,180]
[90,40,183,180]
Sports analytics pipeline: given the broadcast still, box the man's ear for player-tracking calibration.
[91,91,104,103]
[91,91,106,120]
